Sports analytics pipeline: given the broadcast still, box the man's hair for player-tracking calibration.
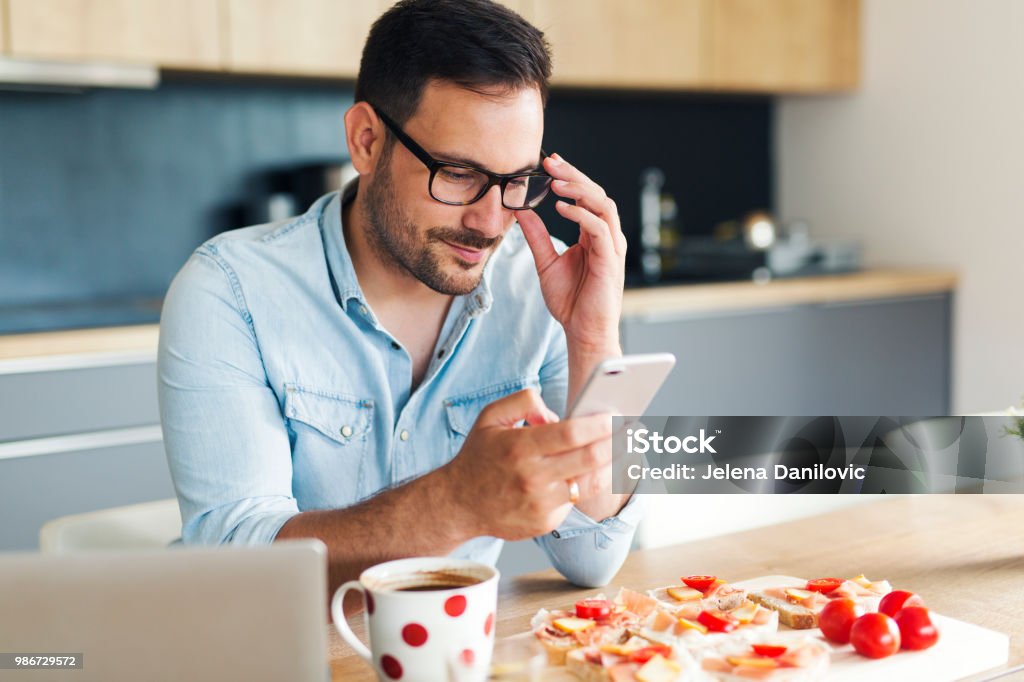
[355,0,552,125]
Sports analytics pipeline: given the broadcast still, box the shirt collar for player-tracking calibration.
[320,178,494,317]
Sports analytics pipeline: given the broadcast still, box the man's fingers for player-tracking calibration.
[515,209,559,274]
[520,413,613,456]
[544,439,614,481]
[555,201,616,261]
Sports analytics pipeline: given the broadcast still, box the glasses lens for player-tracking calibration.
[502,174,552,210]
[430,165,490,205]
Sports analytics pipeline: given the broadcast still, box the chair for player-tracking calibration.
[39,498,182,553]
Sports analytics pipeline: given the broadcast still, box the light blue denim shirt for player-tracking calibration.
[158,186,642,587]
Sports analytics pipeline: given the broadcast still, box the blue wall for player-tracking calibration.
[0,77,771,332]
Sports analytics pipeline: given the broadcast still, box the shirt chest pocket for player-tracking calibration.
[284,383,374,454]
[443,377,542,455]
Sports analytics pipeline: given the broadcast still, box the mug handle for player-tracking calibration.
[331,580,372,662]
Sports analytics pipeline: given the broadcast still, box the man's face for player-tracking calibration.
[361,81,545,295]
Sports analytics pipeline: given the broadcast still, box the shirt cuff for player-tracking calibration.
[549,493,645,543]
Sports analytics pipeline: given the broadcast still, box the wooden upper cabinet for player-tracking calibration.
[708,0,859,91]
[224,0,391,78]
[6,0,221,68]
[531,0,706,89]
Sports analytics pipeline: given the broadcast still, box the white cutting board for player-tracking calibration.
[529,575,1009,681]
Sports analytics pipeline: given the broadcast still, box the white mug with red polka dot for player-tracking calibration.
[332,557,499,681]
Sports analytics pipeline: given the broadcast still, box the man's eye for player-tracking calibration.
[507,178,527,188]
[440,169,474,183]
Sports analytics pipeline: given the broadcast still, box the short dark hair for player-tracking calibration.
[355,0,552,125]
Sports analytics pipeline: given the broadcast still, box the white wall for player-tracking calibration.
[776,0,1024,413]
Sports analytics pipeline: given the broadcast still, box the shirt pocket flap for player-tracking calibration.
[444,377,541,437]
[284,384,374,445]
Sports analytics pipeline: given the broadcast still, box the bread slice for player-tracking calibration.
[747,591,819,629]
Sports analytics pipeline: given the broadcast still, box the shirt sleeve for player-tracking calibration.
[158,248,299,546]
[534,315,643,588]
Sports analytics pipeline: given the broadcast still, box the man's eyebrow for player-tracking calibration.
[435,150,542,174]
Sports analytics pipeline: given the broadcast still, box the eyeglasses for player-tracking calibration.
[373,106,552,211]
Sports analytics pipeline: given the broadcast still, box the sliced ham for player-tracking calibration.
[608,661,643,682]
[616,587,658,618]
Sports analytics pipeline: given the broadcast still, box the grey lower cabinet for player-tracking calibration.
[621,293,952,416]
[0,361,174,551]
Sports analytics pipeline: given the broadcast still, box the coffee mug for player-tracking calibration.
[332,557,499,681]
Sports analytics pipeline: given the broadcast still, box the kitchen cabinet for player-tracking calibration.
[224,0,392,78]
[6,0,222,69]
[621,293,951,416]
[0,361,173,551]
[531,0,706,89]
[709,0,859,91]
[0,1,8,53]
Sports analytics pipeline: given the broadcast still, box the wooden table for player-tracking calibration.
[329,495,1023,680]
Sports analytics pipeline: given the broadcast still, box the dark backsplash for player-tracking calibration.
[0,78,771,332]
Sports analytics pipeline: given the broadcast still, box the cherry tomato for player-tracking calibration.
[682,575,717,592]
[878,590,926,618]
[850,613,901,659]
[819,598,866,644]
[751,644,788,658]
[697,610,737,633]
[806,577,844,594]
[575,599,612,620]
[895,606,940,651]
[629,644,673,663]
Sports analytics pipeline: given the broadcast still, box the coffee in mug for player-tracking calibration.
[332,557,498,681]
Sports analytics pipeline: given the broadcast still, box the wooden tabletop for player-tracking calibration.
[329,495,1022,680]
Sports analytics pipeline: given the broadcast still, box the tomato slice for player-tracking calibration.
[629,644,673,663]
[575,599,612,620]
[697,610,737,633]
[806,577,844,594]
[682,575,717,592]
[751,644,788,658]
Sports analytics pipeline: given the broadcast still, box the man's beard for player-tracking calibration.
[361,157,503,296]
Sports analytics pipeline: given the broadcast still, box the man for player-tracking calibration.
[158,0,641,594]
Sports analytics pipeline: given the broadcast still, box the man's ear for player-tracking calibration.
[344,102,386,176]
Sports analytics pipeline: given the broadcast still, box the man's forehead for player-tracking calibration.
[407,81,544,171]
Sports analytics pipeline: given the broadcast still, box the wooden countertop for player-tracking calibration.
[329,495,1022,681]
[0,269,956,370]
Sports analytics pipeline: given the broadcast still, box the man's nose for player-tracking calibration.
[462,184,511,238]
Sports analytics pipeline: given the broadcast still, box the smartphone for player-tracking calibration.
[567,353,676,418]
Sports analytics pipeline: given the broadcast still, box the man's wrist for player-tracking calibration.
[429,461,483,541]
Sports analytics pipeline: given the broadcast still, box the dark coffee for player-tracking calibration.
[392,570,483,592]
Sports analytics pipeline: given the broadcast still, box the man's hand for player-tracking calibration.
[442,388,614,541]
[515,154,627,354]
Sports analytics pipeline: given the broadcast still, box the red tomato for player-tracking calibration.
[806,577,844,594]
[878,590,926,618]
[575,599,612,620]
[895,606,940,650]
[682,575,717,592]
[697,610,737,633]
[850,613,901,659]
[751,644,788,658]
[629,644,673,663]
[819,598,866,644]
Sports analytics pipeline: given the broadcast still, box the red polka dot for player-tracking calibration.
[460,649,475,665]
[401,623,428,647]
[484,612,495,636]
[366,591,375,615]
[381,654,403,679]
[444,594,467,617]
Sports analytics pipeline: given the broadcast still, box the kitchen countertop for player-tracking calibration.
[329,494,1022,681]
[0,268,956,371]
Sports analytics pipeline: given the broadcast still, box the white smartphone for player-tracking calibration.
[567,353,676,418]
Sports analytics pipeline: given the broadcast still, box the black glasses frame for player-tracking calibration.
[373,106,552,210]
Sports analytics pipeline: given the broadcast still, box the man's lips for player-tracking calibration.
[442,240,487,264]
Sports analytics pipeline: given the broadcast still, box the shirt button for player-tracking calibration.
[391,341,401,350]
[399,430,410,441]
[359,305,368,316]
[340,425,354,438]
[551,530,561,539]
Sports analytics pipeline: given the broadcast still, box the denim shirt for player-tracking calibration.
[158,186,642,587]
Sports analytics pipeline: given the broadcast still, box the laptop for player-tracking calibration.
[0,540,328,682]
